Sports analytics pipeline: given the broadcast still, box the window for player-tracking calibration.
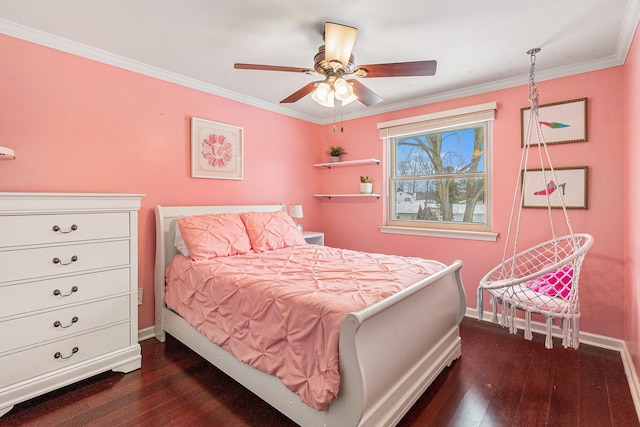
[378,102,496,235]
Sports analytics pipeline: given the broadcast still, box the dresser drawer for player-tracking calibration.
[0,212,130,248]
[0,269,130,318]
[0,240,130,283]
[0,295,130,353]
[0,322,131,389]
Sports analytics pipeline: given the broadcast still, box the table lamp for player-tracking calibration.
[289,204,303,232]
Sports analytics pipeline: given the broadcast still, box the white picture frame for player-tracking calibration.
[191,117,243,180]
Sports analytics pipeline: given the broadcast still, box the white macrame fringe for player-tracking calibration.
[524,311,533,341]
[491,295,498,323]
[545,317,553,349]
[562,318,570,348]
[571,317,580,349]
[501,300,509,327]
[509,305,517,334]
[477,288,484,320]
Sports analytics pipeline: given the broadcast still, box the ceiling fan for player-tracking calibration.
[234,22,437,108]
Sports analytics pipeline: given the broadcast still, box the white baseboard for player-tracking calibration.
[138,326,155,342]
[464,308,640,421]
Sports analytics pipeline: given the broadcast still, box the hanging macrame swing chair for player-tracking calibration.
[477,49,594,349]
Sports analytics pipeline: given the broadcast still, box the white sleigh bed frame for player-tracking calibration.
[154,204,466,426]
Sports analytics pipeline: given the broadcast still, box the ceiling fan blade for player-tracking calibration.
[280,82,319,103]
[355,60,437,78]
[324,22,358,67]
[349,80,383,106]
[234,63,313,74]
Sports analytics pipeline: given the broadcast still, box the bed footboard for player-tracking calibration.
[336,259,465,426]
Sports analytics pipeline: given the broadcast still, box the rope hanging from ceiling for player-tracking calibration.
[477,49,594,349]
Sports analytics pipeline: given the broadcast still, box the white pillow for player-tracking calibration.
[174,221,190,257]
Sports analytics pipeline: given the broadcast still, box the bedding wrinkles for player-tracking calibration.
[164,244,445,410]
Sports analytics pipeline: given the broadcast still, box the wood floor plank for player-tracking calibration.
[578,345,614,425]
[604,349,640,426]
[1,318,638,427]
[511,336,555,425]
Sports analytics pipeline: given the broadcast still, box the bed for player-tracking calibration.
[154,204,466,426]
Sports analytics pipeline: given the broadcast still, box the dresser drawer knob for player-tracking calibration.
[53,286,78,297]
[52,224,78,233]
[53,316,79,329]
[52,255,78,265]
[54,347,79,360]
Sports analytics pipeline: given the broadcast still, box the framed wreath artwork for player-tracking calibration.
[191,117,243,180]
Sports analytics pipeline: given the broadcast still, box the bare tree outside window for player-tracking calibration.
[389,122,489,231]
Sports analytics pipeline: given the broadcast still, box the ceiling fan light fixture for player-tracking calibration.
[339,92,358,106]
[311,83,335,107]
[333,78,354,100]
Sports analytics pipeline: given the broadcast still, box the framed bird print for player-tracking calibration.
[521,98,588,146]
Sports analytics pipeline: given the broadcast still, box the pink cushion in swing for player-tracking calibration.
[526,263,574,298]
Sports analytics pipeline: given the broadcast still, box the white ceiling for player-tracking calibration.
[1,0,638,124]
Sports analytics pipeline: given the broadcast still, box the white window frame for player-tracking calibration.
[377,102,498,241]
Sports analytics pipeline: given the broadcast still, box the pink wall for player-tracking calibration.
[0,32,631,341]
[318,69,626,338]
[0,34,323,329]
[624,24,640,373]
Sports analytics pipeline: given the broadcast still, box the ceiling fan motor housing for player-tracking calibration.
[314,45,356,75]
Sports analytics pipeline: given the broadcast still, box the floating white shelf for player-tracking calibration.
[313,158,380,168]
[314,193,380,199]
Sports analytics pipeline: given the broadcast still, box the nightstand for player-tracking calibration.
[302,231,324,246]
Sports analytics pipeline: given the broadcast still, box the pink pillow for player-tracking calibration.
[526,263,574,298]
[177,213,252,260]
[240,210,306,252]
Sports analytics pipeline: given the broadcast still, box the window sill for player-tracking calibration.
[379,226,498,241]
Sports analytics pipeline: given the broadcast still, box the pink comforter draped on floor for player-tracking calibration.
[164,244,445,410]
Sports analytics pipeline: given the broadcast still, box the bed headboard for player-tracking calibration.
[154,203,286,340]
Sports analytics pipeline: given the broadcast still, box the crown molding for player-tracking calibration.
[0,18,320,124]
[2,5,639,127]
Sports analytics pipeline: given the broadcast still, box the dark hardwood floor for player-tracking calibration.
[2,318,638,427]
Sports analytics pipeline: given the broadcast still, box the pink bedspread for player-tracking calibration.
[164,244,445,410]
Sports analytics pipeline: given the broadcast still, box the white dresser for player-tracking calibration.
[0,193,143,417]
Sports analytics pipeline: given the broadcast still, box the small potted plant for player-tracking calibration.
[360,176,372,194]
[326,145,347,163]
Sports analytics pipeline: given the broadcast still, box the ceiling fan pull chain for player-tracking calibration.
[333,105,337,132]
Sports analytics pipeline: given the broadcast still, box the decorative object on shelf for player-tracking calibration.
[191,117,243,180]
[289,204,304,232]
[360,176,372,194]
[520,98,587,146]
[0,146,15,160]
[326,145,347,163]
